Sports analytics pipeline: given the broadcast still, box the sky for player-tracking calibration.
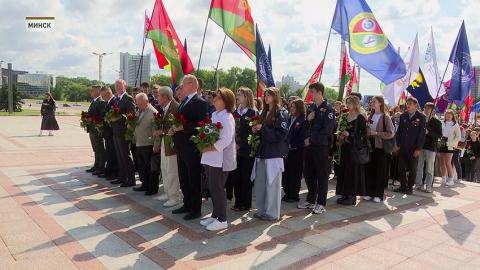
[0,0,479,95]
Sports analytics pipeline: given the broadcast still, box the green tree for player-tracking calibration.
[55,76,99,102]
[0,84,24,112]
[324,86,338,101]
[279,84,291,98]
[150,74,172,87]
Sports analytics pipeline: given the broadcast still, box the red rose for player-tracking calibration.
[233,113,241,119]
[215,122,222,129]
[128,113,136,121]
[341,108,349,113]
[205,118,212,124]
[199,132,206,140]
[198,121,205,127]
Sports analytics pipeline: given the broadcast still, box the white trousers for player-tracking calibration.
[161,140,180,200]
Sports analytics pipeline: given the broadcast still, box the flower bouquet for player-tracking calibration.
[233,112,241,142]
[91,115,104,137]
[333,109,351,164]
[125,112,137,142]
[191,118,222,152]
[104,104,122,125]
[247,115,261,157]
[168,112,187,128]
[153,111,173,147]
[80,111,91,131]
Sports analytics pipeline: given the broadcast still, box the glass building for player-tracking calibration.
[17,73,55,97]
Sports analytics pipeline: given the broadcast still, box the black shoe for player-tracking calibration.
[110,180,123,184]
[183,213,201,220]
[145,190,158,196]
[336,196,347,204]
[285,198,297,203]
[405,188,413,195]
[86,167,96,173]
[106,176,117,181]
[393,187,406,193]
[172,206,189,214]
[120,182,135,187]
[133,186,147,192]
[340,197,356,205]
[98,174,106,178]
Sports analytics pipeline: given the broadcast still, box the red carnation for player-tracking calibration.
[215,122,222,129]
[199,132,206,140]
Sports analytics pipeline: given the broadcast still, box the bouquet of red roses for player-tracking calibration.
[125,112,137,142]
[153,111,173,147]
[247,115,262,157]
[80,111,91,131]
[91,115,104,137]
[191,118,222,151]
[104,104,122,125]
[168,112,187,128]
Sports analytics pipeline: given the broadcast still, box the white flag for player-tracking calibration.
[383,34,420,106]
[423,28,445,98]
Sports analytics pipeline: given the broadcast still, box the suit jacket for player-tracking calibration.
[396,111,426,156]
[154,100,179,156]
[111,93,136,136]
[288,115,308,149]
[134,104,158,147]
[173,94,209,152]
[103,96,117,139]
[87,97,106,133]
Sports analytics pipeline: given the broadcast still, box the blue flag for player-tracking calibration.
[331,0,406,85]
[407,68,434,108]
[256,26,275,88]
[448,21,474,105]
[472,101,480,113]
[268,44,272,67]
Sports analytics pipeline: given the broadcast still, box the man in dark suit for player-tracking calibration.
[111,79,136,187]
[100,86,118,181]
[86,85,106,176]
[170,75,209,220]
[395,97,427,195]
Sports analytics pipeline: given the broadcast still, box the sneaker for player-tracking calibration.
[253,212,265,219]
[200,217,217,226]
[373,197,382,203]
[363,196,372,201]
[48,132,54,136]
[163,199,180,208]
[206,219,228,231]
[415,185,424,191]
[297,202,315,209]
[440,176,447,185]
[156,194,169,201]
[446,178,454,187]
[312,204,326,214]
[425,186,433,193]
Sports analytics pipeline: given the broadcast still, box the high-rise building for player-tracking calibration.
[276,75,301,92]
[17,73,55,97]
[0,68,28,87]
[472,66,480,100]
[120,52,151,87]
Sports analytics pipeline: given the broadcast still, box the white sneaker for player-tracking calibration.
[200,217,217,226]
[48,131,53,136]
[163,199,179,208]
[297,202,315,209]
[446,178,454,187]
[373,197,382,203]
[363,196,372,201]
[441,176,447,185]
[157,194,169,201]
[425,186,433,193]
[206,219,228,231]
[312,204,326,214]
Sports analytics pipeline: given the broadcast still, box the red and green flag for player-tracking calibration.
[147,0,194,86]
[209,0,256,62]
[338,47,352,100]
[301,60,324,103]
[346,65,358,96]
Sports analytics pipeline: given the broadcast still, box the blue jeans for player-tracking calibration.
[415,150,436,187]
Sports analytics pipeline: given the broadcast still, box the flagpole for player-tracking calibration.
[196,9,212,76]
[135,10,148,88]
[213,34,227,90]
[318,27,333,82]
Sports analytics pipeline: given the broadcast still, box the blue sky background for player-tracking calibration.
[0,0,478,95]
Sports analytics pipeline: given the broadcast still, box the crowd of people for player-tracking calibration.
[83,75,480,231]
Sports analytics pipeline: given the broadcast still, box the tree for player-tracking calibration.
[54,76,100,102]
[0,84,24,112]
[279,84,291,98]
[324,86,338,101]
[150,74,172,87]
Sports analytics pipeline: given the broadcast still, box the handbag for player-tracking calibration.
[352,116,370,165]
[382,114,396,154]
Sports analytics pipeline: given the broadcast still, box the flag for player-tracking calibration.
[255,26,275,98]
[423,28,445,99]
[268,44,272,67]
[184,38,188,52]
[399,91,407,105]
[145,13,169,72]
[331,0,406,85]
[209,0,256,62]
[382,34,420,106]
[144,10,150,39]
[462,95,474,123]
[406,68,434,108]
[472,101,480,113]
[338,47,352,100]
[147,0,194,86]
[301,60,324,102]
[346,65,358,96]
[448,21,474,105]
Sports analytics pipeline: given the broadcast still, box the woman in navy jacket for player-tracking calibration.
[282,99,308,202]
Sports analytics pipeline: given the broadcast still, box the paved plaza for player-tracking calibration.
[1,116,480,269]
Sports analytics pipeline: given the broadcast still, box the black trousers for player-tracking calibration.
[113,134,135,184]
[204,165,229,222]
[135,145,153,188]
[398,152,419,190]
[231,155,255,209]
[282,148,304,200]
[104,136,118,178]
[304,145,330,206]
[464,158,478,182]
[366,148,387,199]
[130,142,138,173]
[177,145,202,215]
[89,131,105,172]
[452,150,462,179]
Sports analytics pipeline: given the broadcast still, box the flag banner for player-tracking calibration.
[256,26,275,98]
[210,0,256,62]
[147,0,194,86]
[472,101,480,113]
[406,68,434,108]
[448,21,474,105]
[461,95,474,123]
[339,46,352,99]
[301,60,324,102]
[144,11,150,38]
[346,65,358,96]
[331,0,406,85]
[382,34,420,106]
[423,28,445,98]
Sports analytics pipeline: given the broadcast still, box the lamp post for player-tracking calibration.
[92,52,111,83]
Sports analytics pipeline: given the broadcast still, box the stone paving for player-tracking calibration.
[1,116,480,269]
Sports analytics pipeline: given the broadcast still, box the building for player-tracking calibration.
[276,75,301,92]
[17,73,55,97]
[472,66,480,100]
[120,52,151,87]
[0,68,28,87]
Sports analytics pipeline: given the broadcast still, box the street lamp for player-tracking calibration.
[92,52,111,83]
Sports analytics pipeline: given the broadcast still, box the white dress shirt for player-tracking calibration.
[201,109,237,171]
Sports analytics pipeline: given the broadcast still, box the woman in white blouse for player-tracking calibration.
[437,109,461,186]
[199,88,237,231]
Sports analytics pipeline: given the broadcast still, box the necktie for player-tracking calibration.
[179,98,188,111]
